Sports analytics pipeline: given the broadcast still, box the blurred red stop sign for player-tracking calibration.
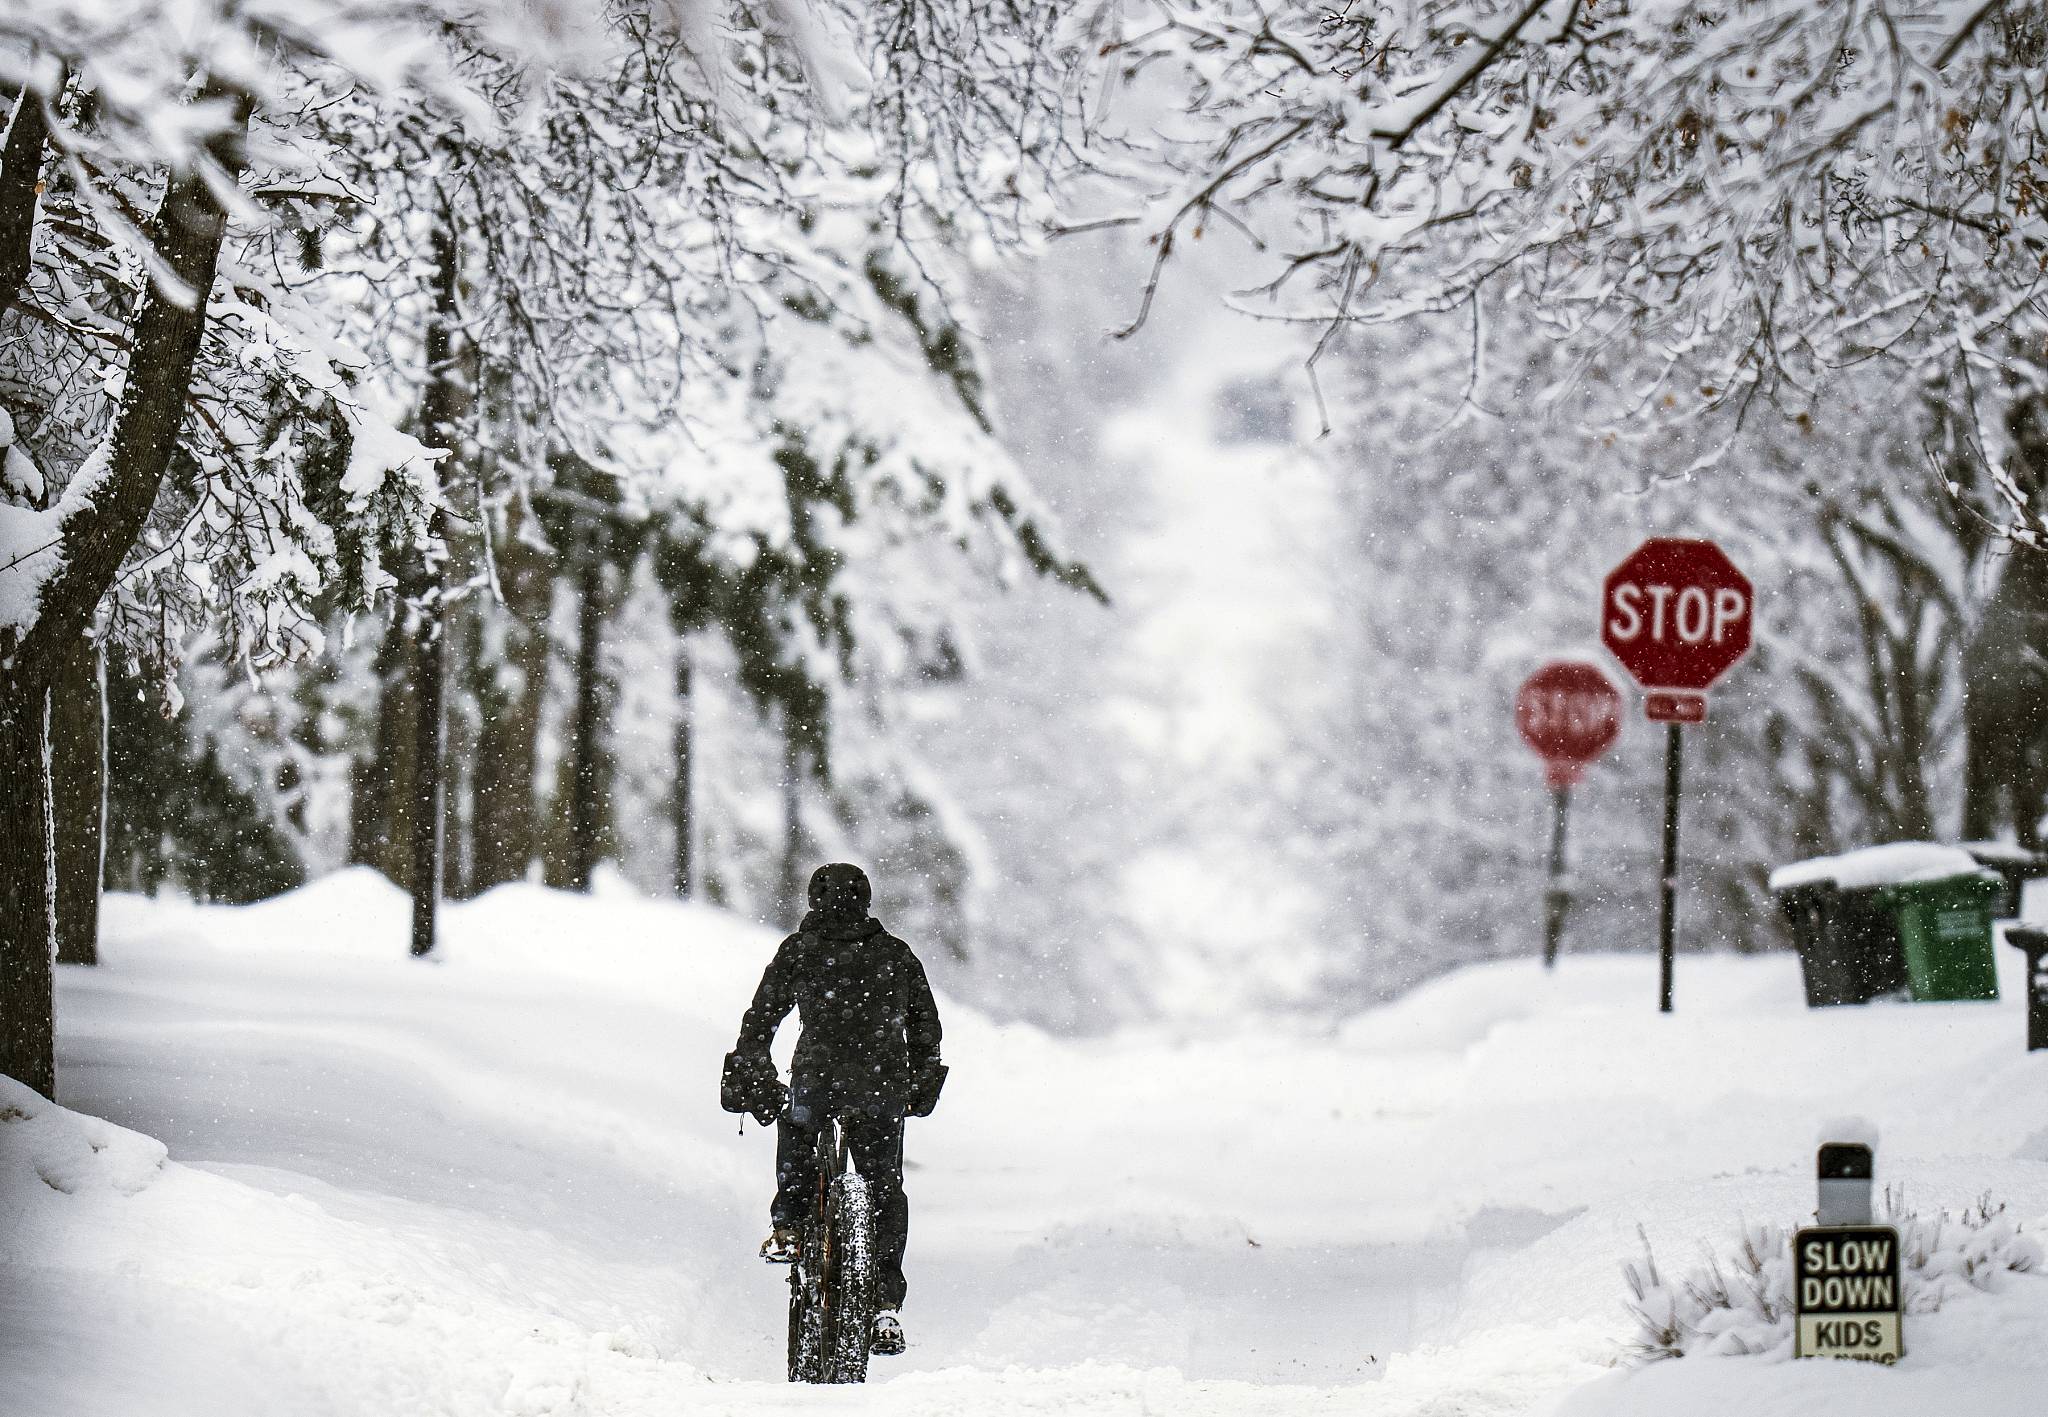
[1601,538,1753,692]
[1516,662,1622,787]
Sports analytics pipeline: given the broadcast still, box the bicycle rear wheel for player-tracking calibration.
[786,1215,828,1382]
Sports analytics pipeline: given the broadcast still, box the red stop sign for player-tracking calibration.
[1516,662,1622,787]
[1601,538,1753,692]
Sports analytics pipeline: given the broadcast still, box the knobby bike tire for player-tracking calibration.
[820,1171,877,1384]
[788,1126,835,1388]
[786,1213,829,1383]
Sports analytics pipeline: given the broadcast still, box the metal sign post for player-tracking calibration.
[1542,784,1572,968]
[1601,539,1755,1013]
[1515,662,1623,968]
[1656,721,1682,1013]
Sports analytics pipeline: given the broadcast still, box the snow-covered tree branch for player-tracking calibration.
[1075,0,2048,506]
[1,0,1098,1095]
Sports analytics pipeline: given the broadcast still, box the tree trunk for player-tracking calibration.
[406,210,466,952]
[470,509,550,892]
[565,548,605,891]
[0,686,54,1093]
[350,625,417,887]
[440,595,477,900]
[49,634,103,967]
[409,569,447,956]
[0,85,247,1097]
[17,88,248,675]
[672,630,694,899]
[0,70,58,311]
[777,713,805,923]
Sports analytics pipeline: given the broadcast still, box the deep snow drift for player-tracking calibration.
[4,870,2045,1415]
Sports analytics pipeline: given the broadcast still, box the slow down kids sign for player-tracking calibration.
[1793,1225,1904,1362]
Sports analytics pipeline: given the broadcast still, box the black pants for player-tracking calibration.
[773,1107,910,1309]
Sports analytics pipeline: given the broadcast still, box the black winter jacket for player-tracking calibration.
[733,912,943,1115]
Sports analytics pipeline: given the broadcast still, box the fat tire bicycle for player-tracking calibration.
[785,1110,878,1385]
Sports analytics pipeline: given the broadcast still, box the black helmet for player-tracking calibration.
[807,863,871,920]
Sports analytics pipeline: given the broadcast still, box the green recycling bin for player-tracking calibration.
[1876,871,2001,1002]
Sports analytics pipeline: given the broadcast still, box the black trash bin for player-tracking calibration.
[1772,876,1910,1007]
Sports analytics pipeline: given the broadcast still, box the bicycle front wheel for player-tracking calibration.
[820,1171,876,1384]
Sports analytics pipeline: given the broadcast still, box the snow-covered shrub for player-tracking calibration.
[1623,1221,1793,1362]
[1622,1190,2042,1365]
[1891,1189,2043,1310]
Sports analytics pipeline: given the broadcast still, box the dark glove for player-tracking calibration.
[721,1051,784,1124]
[750,1078,788,1127]
[906,1062,948,1118]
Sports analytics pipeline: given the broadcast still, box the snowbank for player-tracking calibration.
[5,880,2045,1415]
[2,1070,711,1417]
[1556,1263,2048,1417]
[0,1074,166,1198]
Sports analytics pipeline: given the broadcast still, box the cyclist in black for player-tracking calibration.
[725,863,945,1356]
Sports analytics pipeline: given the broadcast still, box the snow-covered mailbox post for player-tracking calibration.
[1769,844,2002,1008]
[2006,927,2048,1053]
[1796,1126,1903,1363]
[1816,1140,1874,1227]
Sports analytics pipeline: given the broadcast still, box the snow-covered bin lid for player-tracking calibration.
[1768,842,1992,893]
[1960,840,2047,867]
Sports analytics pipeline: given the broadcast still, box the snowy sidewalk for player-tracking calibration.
[6,871,2046,1415]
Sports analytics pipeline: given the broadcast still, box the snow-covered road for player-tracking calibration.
[8,872,2047,1415]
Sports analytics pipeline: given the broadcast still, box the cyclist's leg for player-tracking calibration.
[844,1112,908,1309]
[774,1100,822,1232]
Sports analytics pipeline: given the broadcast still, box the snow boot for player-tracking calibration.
[759,1227,799,1264]
[870,1311,905,1356]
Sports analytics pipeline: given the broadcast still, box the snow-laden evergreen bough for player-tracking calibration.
[0,0,1093,1093]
